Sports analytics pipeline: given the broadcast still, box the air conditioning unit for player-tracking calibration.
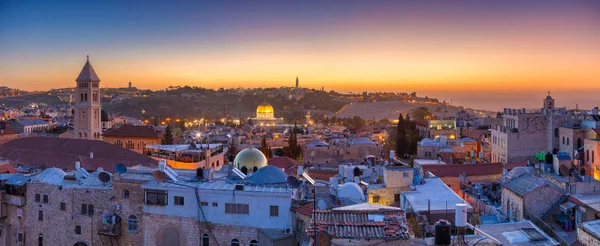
[284,227,293,234]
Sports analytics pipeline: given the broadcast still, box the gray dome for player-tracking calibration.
[101,109,110,122]
[247,165,287,184]
[234,146,268,171]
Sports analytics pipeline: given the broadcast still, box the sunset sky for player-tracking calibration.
[1,0,599,110]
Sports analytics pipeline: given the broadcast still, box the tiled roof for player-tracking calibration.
[268,156,300,170]
[422,162,503,177]
[291,202,314,216]
[102,125,160,139]
[309,208,408,240]
[0,128,18,135]
[503,174,547,196]
[306,169,338,181]
[505,160,528,170]
[0,164,17,173]
[15,120,49,126]
[0,137,157,172]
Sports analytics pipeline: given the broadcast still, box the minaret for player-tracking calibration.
[543,91,555,111]
[74,56,102,139]
[295,76,299,89]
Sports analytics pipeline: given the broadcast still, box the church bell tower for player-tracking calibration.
[74,56,102,139]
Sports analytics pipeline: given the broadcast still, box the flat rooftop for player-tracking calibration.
[581,219,600,239]
[476,220,560,246]
[414,159,447,165]
[570,193,600,211]
[401,178,471,212]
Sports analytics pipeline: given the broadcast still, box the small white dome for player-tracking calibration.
[338,182,366,202]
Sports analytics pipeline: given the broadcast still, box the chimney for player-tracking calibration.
[90,152,94,159]
[76,161,81,169]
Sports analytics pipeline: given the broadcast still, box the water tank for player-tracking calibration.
[455,203,468,227]
[434,220,451,245]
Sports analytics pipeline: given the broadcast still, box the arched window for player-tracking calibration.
[562,137,565,145]
[555,128,559,138]
[593,151,595,164]
[202,234,210,246]
[231,239,240,246]
[587,150,590,163]
[567,137,570,146]
[38,234,43,246]
[123,190,130,199]
[250,240,258,246]
[128,215,138,232]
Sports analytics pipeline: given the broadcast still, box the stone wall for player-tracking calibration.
[523,185,564,218]
[112,175,146,246]
[384,168,413,188]
[142,213,262,246]
[578,223,600,246]
[367,187,407,206]
[501,188,524,221]
[24,181,113,246]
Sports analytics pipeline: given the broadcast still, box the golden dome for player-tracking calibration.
[256,102,274,114]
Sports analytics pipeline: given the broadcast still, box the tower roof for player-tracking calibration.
[76,56,101,82]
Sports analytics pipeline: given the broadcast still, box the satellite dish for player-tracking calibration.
[559,165,569,177]
[152,170,167,182]
[317,199,327,210]
[98,171,111,183]
[115,164,127,174]
[97,167,104,172]
[287,176,301,188]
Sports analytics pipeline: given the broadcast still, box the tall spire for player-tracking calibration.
[76,56,101,82]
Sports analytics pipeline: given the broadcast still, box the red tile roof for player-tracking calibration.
[309,209,408,240]
[423,162,503,177]
[0,164,17,173]
[291,202,314,216]
[102,125,160,139]
[505,160,528,170]
[0,137,157,172]
[269,156,300,170]
[306,169,338,181]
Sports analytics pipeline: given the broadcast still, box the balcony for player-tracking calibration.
[98,215,122,237]
[4,194,26,207]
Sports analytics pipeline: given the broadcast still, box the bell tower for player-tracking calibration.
[74,56,102,139]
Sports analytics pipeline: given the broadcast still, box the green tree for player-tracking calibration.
[171,127,183,137]
[284,123,303,161]
[396,114,407,158]
[161,125,174,145]
[260,136,273,159]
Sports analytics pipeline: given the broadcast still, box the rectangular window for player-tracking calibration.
[43,194,48,203]
[145,189,168,206]
[38,210,43,221]
[296,218,305,232]
[88,204,94,216]
[35,194,40,202]
[60,202,66,211]
[81,203,87,215]
[18,233,24,242]
[394,194,400,202]
[75,226,81,235]
[225,203,249,214]
[373,195,380,203]
[200,201,208,206]
[270,205,279,217]
[212,202,218,207]
[403,172,409,178]
[174,196,185,206]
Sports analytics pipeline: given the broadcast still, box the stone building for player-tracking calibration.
[303,138,383,167]
[102,125,160,154]
[367,165,414,206]
[501,173,564,221]
[73,56,102,140]
[0,174,30,246]
[578,219,600,245]
[23,167,115,246]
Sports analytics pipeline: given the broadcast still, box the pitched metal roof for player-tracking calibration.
[75,56,101,82]
[503,174,547,196]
